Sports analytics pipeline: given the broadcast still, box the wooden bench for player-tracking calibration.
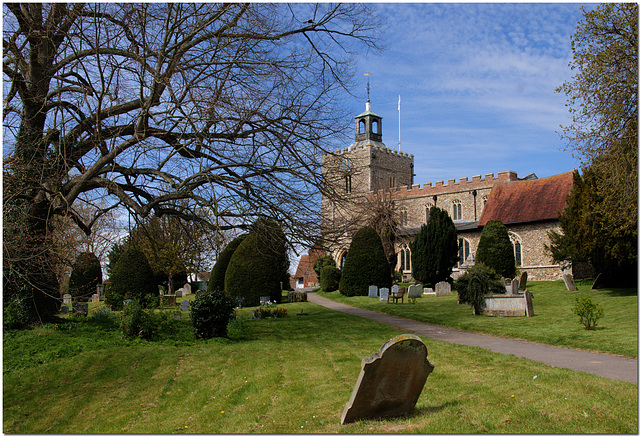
[388,287,405,304]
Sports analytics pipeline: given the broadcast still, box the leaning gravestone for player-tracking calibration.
[183,283,192,295]
[407,284,422,299]
[180,300,190,311]
[591,273,603,290]
[524,290,534,317]
[341,334,435,425]
[63,294,72,305]
[368,285,378,298]
[379,288,389,301]
[435,281,451,296]
[61,306,69,314]
[519,272,528,290]
[562,272,578,291]
[72,302,89,315]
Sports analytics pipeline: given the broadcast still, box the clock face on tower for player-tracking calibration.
[340,158,353,175]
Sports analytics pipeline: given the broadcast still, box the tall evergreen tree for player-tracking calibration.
[339,226,392,296]
[410,207,458,286]
[476,220,516,279]
[209,235,247,293]
[68,252,103,302]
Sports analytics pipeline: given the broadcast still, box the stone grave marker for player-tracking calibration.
[562,272,578,291]
[524,290,534,317]
[341,334,435,425]
[61,306,69,314]
[180,300,190,311]
[235,296,245,309]
[508,279,519,295]
[260,296,271,306]
[183,283,192,295]
[435,281,451,296]
[368,285,378,298]
[72,302,89,315]
[407,284,422,299]
[591,273,603,290]
[391,284,399,296]
[176,290,183,298]
[379,288,389,301]
[423,287,435,295]
[519,272,528,290]
[91,293,100,303]
[63,294,72,305]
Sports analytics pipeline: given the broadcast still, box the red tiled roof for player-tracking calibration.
[294,255,314,279]
[478,171,575,226]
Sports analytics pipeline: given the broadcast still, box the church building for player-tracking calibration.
[320,98,575,282]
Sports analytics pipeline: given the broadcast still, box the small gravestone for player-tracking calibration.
[176,290,183,298]
[407,284,422,299]
[183,283,191,295]
[591,273,604,289]
[63,294,72,305]
[435,281,451,296]
[180,300,190,311]
[519,272,528,290]
[72,302,88,315]
[91,293,100,303]
[340,334,435,425]
[260,296,271,306]
[562,272,578,291]
[235,296,245,309]
[61,306,69,314]
[423,287,435,295]
[524,290,534,317]
[368,285,378,298]
[391,284,399,296]
[508,279,519,296]
[379,288,389,301]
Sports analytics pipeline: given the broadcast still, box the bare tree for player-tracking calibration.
[3,3,381,322]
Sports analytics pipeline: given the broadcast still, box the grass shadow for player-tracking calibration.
[412,400,459,417]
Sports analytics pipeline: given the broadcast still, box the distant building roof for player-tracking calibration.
[478,170,575,226]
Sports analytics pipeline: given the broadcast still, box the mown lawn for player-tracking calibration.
[3,300,638,434]
[317,281,638,357]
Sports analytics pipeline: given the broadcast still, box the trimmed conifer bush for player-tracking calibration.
[313,255,336,284]
[224,219,289,307]
[339,226,392,296]
[320,265,341,292]
[410,207,458,286]
[105,248,156,309]
[476,220,516,279]
[209,234,246,292]
[69,252,103,302]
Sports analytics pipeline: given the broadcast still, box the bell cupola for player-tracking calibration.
[354,100,384,145]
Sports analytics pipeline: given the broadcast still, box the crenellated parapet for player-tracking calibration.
[325,143,414,160]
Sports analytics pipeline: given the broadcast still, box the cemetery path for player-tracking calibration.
[304,290,638,384]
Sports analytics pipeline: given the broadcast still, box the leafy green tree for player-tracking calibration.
[209,235,247,293]
[68,252,103,302]
[224,219,289,306]
[339,226,391,297]
[409,207,458,286]
[455,263,504,315]
[105,248,157,309]
[312,255,336,284]
[557,3,637,276]
[476,220,516,279]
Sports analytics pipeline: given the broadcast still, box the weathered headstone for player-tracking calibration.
[183,283,192,295]
[391,284,400,296]
[562,272,578,291]
[180,300,190,311]
[63,294,72,305]
[368,285,378,298]
[260,296,271,306]
[519,272,528,290]
[72,302,89,315]
[379,288,389,301]
[508,279,519,295]
[235,296,245,308]
[61,306,69,314]
[340,334,435,425]
[91,293,100,303]
[435,281,451,296]
[407,284,423,299]
[176,290,183,298]
[423,287,435,295]
[591,273,604,290]
[524,290,534,317]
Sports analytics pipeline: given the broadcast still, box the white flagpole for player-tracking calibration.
[398,95,401,152]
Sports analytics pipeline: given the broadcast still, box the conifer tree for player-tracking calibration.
[339,226,392,296]
[476,220,516,279]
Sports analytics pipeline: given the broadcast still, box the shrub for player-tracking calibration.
[313,255,336,284]
[227,316,250,340]
[3,295,33,330]
[410,207,459,286]
[339,226,392,296]
[255,305,288,319]
[191,290,236,339]
[224,219,289,307]
[320,266,341,292]
[456,263,504,315]
[69,252,103,302]
[209,234,247,293]
[120,304,173,340]
[287,290,308,302]
[476,220,516,279]
[105,247,157,309]
[572,295,604,330]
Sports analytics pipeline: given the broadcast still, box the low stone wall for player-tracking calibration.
[483,293,533,317]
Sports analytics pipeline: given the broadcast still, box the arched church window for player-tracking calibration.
[452,200,463,221]
[425,204,433,223]
[339,252,348,270]
[372,120,380,134]
[359,119,366,135]
[398,245,411,272]
[399,209,408,227]
[509,232,523,266]
[456,238,470,268]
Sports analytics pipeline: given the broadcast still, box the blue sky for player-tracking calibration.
[340,3,592,183]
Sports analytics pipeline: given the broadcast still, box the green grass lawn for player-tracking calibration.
[3,299,638,434]
[317,281,638,358]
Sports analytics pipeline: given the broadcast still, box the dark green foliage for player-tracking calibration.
[546,169,637,287]
[69,252,103,302]
[191,290,236,339]
[312,255,336,283]
[455,263,505,315]
[339,226,392,296]
[320,265,341,292]
[106,241,127,276]
[287,291,308,302]
[209,235,246,293]
[3,295,34,330]
[105,248,157,309]
[120,303,175,340]
[224,219,289,307]
[409,207,459,286]
[476,220,516,279]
